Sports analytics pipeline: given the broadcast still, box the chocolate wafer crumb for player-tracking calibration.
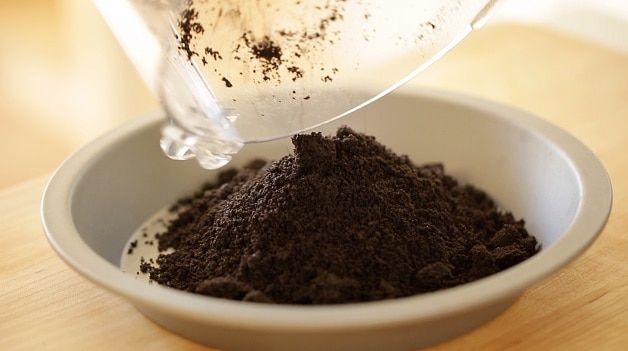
[140,127,538,304]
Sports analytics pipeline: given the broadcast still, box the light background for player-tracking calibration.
[1,0,626,188]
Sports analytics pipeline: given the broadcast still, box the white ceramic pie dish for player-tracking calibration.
[41,89,612,351]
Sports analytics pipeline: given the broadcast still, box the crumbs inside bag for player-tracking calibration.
[136,127,538,304]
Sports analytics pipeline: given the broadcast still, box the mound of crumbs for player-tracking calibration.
[139,127,538,304]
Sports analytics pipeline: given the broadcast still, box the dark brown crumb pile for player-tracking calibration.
[140,127,538,304]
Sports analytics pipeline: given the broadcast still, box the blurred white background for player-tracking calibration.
[1,0,626,188]
[0,0,158,188]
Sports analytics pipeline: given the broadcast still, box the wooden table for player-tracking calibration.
[2,24,628,350]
